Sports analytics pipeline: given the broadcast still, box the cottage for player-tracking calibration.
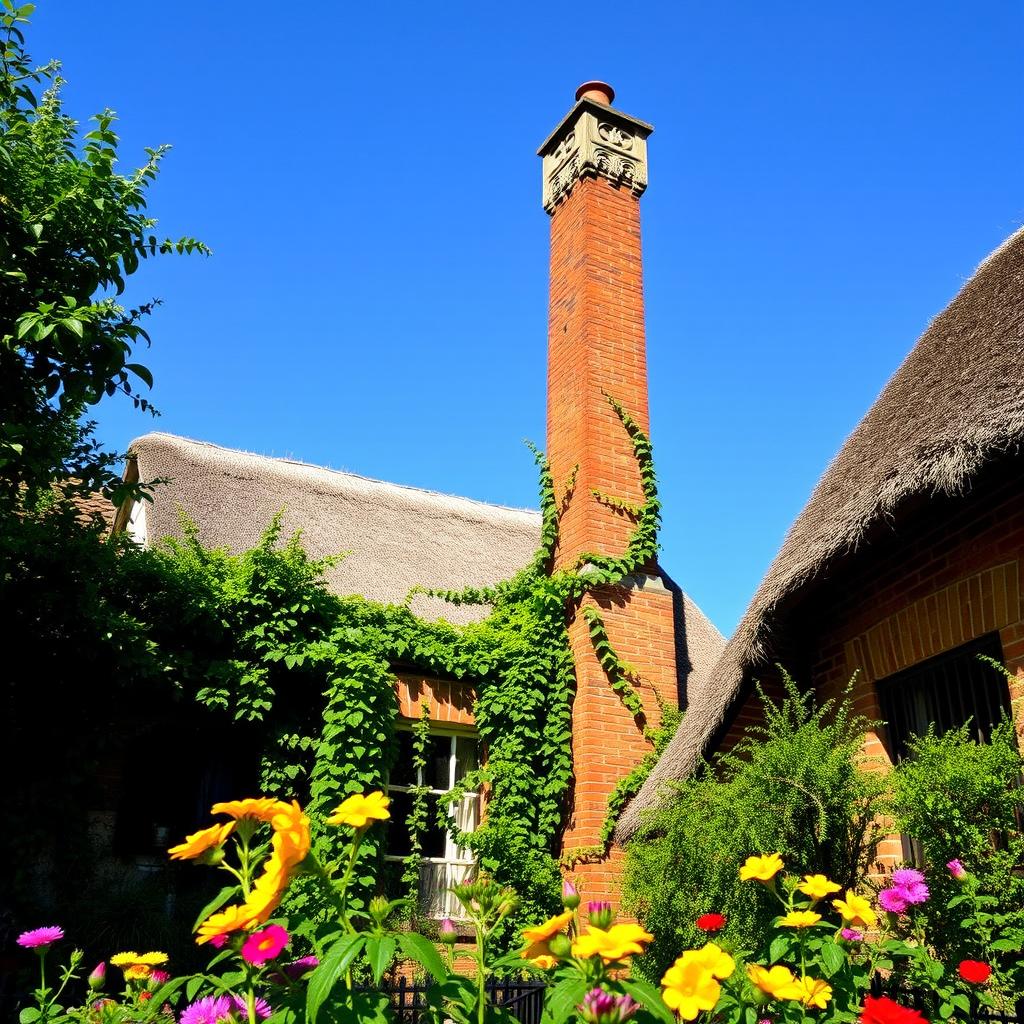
[112,83,725,911]
[620,224,1024,856]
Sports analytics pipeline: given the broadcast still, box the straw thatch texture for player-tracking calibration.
[617,224,1024,840]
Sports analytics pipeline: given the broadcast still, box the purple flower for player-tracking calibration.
[947,859,966,879]
[587,901,614,928]
[179,995,233,1024]
[899,880,929,905]
[841,928,864,942]
[891,868,925,888]
[282,955,320,980]
[563,879,581,909]
[878,888,909,914]
[231,995,271,1020]
[17,926,64,949]
[578,988,639,1024]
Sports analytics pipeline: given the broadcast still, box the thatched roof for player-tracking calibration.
[119,433,725,688]
[618,224,1024,840]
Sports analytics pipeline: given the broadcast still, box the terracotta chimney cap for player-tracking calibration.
[575,81,615,106]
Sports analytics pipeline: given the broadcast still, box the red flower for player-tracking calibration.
[861,996,928,1024]
[695,913,727,933]
[959,961,992,984]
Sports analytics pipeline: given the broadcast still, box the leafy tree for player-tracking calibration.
[622,674,886,981]
[0,1,206,504]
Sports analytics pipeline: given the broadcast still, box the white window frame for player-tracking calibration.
[385,725,480,920]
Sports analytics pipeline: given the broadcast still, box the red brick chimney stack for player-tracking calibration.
[539,86,678,901]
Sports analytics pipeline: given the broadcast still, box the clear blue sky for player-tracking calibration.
[32,2,1024,636]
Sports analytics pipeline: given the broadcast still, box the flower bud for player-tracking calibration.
[548,933,573,959]
[562,880,581,910]
[438,918,458,944]
[587,900,614,929]
[88,962,106,990]
[946,859,966,880]
[369,896,391,925]
[149,969,170,989]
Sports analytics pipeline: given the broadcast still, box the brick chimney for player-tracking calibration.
[539,84,678,902]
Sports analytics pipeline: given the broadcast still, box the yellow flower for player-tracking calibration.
[196,902,258,945]
[325,791,391,829]
[571,923,653,963]
[832,890,877,929]
[739,853,784,882]
[521,910,574,944]
[798,874,841,901]
[211,797,287,822]
[168,821,236,860]
[678,942,735,980]
[747,964,805,1000]
[270,800,311,868]
[779,910,822,929]
[661,958,722,1020]
[110,951,168,980]
[522,939,557,970]
[797,977,832,1009]
[243,855,290,925]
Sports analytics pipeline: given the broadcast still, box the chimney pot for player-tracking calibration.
[575,80,615,106]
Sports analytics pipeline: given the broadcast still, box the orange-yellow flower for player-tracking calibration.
[739,853,784,882]
[677,942,735,980]
[779,910,822,929]
[196,902,258,945]
[832,890,877,929]
[326,791,391,829]
[522,939,557,970]
[798,874,841,901]
[571,922,652,963]
[797,976,832,1009]
[662,957,722,1020]
[211,797,286,822]
[270,801,311,868]
[746,964,805,1001]
[168,821,236,860]
[110,951,168,980]
[521,910,574,944]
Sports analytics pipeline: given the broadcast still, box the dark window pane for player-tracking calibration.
[390,731,417,788]
[427,736,451,790]
[386,790,414,857]
[454,736,479,783]
[422,795,447,858]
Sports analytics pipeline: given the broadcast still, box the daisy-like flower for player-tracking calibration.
[779,910,822,929]
[798,875,841,901]
[832,890,877,929]
[326,791,390,829]
[521,910,574,944]
[571,923,653,963]
[959,960,993,984]
[695,913,727,933]
[861,995,928,1024]
[168,822,236,861]
[841,928,864,942]
[797,977,832,1010]
[677,942,735,980]
[242,925,289,965]
[17,926,64,949]
[878,888,909,914]
[746,965,804,1001]
[110,951,168,980]
[661,958,723,1021]
[270,801,311,869]
[210,798,286,822]
[739,853,784,882]
[522,939,558,970]
[231,994,272,1020]
[179,994,233,1024]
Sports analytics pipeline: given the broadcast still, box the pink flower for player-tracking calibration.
[841,928,864,942]
[208,935,227,949]
[898,881,929,905]
[179,995,233,1024]
[241,925,289,965]
[878,888,909,914]
[563,880,581,909]
[150,969,171,987]
[947,859,966,880]
[282,956,319,980]
[889,869,929,905]
[587,901,613,928]
[231,994,271,1019]
[578,988,639,1024]
[88,962,106,990]
[17,926,64,949]
[890,869,924,888]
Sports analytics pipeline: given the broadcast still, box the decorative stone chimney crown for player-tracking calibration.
[537,84,653,214]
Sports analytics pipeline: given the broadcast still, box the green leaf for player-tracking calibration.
[19,1009,41,1024]
[769,934,792,962]
[192,885,238,930]
[186,976,206,1001]
[543,977,589,1024]
[306,934,365,1023]
[363,934,396,985]
[125,362,154,388]
[621,978,675,1024]
[820,942,846,977]
[939,1002,954,1019]
[398,931,448,982]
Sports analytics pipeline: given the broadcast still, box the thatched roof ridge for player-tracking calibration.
[618,223,1024,839]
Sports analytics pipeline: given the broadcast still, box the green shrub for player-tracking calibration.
[888,706,1024,980]
[622,673,885,980]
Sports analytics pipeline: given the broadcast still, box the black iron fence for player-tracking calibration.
[372,977,546,1024]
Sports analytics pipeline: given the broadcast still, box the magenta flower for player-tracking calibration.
[231,994,271,1020]
[563,879,581,909]
[578,988,639,1024]
[17,926,64,949]
[150,969,171,987]
[900,881,929,905]
[841,928,864,942]
[282,955,319,980]
[587,901,613,928]
[947,859,966,879]
[241,924,289,965]
[878,888,909,914]
[88,962,106,990]
[179,995,233,1024]
[891,868,925,887]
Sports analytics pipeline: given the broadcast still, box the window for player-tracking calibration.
[876,632,1012,764]
[385,727,480,919]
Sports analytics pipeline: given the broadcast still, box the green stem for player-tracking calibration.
[337,831,364,934]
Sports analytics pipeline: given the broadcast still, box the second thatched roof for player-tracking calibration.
[617,223,1024,840]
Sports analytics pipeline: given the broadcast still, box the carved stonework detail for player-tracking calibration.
[538,98,652,214]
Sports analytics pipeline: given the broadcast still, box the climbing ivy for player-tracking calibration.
[402,705,432,913]
[133,395,664,948]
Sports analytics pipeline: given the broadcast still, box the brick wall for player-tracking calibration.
[715,463,1024,870]
[546,172,679,905]
[394,672,475,726]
